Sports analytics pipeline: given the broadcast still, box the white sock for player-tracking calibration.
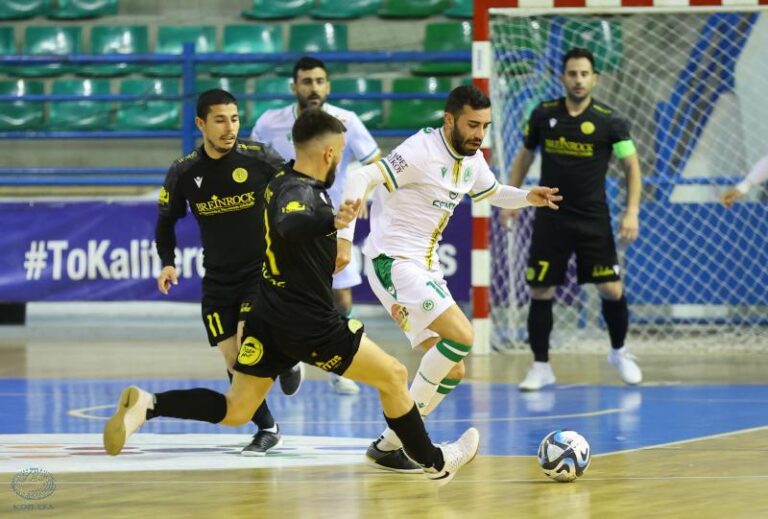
[421,378,461,416]
[377,340,471,452]
[263,425,278,433]
[410,339,471,411]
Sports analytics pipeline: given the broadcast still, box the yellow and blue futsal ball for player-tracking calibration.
[537,430,591,482]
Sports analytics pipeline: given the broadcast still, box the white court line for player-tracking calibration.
[69,404,625,423]
[592,424,768,458]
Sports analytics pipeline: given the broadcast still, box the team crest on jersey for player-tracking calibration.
[282,201,306,213]
[581,121,596,135]
[549,118,558,128]
[238,337,264,366]
[158,187,169,206]
[422,299,435,311]
[232,168,248,183]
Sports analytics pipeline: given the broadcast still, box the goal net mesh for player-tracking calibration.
[487,8,768,352]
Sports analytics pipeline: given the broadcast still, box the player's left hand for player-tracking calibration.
[334,199,362,229]
[526,186,562,210]
[620,211,639,242]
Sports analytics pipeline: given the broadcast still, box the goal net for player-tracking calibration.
[486,7,768,352]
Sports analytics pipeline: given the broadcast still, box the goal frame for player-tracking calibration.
[470,0,768,354]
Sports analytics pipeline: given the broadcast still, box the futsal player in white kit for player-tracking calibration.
[336,85,563,471]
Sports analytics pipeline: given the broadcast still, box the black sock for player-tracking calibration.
[384,405,444,470]
[528,299,553,362]
[602,296,628,349]
[226,370,274,430]
[252,400,275,430]
[149,389,227,424]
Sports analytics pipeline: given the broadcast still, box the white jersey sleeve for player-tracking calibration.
[467,158,500,202]
[345,112,380,165]
[377,132,428,192]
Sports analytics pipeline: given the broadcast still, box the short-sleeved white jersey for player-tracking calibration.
[363,127,500,270]
[251,103,380,208]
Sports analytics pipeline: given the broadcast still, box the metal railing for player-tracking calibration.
[0,45,471,186]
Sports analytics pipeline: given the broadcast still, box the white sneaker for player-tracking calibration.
[329,374,360,395]
[608,347,643,385]
[518,362,556,392]
[103,386,153,456]
[425,427,480,486]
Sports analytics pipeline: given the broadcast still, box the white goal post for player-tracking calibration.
[471,1,768,354]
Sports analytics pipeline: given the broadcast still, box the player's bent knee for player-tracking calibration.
[223,394,258,426]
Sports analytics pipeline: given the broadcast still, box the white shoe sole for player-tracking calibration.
[430,427,480,487]
[240,437,283,457]
[103,386,143,456]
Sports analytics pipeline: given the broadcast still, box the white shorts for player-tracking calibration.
[364,254,453,348]
[332,248,362,290]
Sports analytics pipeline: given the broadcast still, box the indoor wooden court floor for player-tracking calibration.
[1,316,767,519]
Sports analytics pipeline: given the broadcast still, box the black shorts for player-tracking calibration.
[233,313,365,379]
[527,214,620,286]
[200,266,261,347]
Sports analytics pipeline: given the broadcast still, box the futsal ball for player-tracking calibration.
[537,430,591,482]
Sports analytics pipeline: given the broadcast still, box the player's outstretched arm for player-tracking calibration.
[501,148,537,227]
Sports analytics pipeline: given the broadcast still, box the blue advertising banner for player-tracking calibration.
[0,201,472,304]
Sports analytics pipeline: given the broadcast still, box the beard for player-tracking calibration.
[324,160,338,188]
[298,94,325,110]
[451,125,481,157]
[207,137,234,155]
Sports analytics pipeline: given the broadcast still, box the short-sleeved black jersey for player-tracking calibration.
[255,162,338,332]
[524,98,631,218]
[155,140,284,272]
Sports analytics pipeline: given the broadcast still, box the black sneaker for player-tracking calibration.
[241,426,282,457]
[365,440,423,473]
[279,363,304,396]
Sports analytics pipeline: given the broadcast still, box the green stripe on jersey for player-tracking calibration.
[380,159,399,189]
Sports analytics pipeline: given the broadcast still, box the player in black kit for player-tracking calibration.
[504,48,644,391]
[153,89,302,455]
[104,108,480,487]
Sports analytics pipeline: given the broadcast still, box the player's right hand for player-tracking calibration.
[157,266,178,295]
[334,198,362,229]
[335,238,352,274]
[721,188,744,208]
[499,208,520,229]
